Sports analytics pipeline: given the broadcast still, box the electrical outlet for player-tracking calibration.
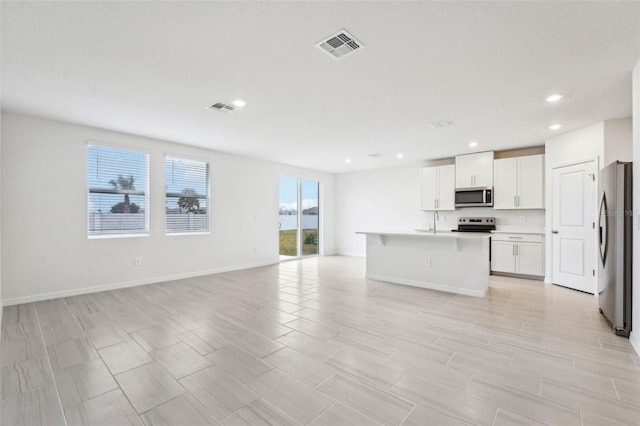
[520,215,526,223]
[135,257,142,266]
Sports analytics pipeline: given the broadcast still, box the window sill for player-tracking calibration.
[166,231,211,237]
[88,233,150,240]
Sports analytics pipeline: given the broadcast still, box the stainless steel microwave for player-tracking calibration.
[455,187,493,207]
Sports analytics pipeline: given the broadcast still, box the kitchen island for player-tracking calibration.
[356,231,491,297]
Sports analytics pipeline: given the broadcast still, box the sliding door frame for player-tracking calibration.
[279,176,321,259]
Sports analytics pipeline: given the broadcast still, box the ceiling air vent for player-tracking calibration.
[316,29,363,60]
[208,102,235,113]
[429,119,455,129]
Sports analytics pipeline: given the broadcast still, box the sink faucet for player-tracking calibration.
[433,210,439,234]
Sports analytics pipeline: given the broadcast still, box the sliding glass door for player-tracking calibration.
[279,176,320,259]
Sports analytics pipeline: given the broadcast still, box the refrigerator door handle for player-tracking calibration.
[598,192,608,265]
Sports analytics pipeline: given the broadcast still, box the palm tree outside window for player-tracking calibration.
[87,144,149,237]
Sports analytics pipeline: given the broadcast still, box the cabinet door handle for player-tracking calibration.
[512,245,515,256]
[434,199,437,209]
[552,230,558,234]
[515,245,518,256]
[514,195,517,207]
[517,195,520,207]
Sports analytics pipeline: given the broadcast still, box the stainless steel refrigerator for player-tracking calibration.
[598,161,633,337]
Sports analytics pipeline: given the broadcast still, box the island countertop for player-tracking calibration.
[356,230,491,240]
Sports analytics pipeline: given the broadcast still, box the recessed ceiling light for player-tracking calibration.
[345,158,351,164]
[232,99,246,107]
[469,141,478,148]
[549,124,562,130]
[396,153,404,159]
[545,94,563,103]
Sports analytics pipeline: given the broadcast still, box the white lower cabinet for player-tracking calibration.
[491,233,544,277]
[491,241,517,273]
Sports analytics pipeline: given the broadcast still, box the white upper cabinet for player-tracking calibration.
[455,151,494,188]
[420,167,438,210]
[494,154,544,209]
[420,164,455,211]
[493,157,517,209]
[437,165,455,210]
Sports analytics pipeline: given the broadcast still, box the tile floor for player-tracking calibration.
[1,256,639,425]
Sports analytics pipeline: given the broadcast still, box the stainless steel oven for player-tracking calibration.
[455,187,493,207]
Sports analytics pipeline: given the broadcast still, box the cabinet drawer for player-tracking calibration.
[491,233,543,243]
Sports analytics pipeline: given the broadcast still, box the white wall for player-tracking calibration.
[335,164,545,257]
[335,165,424,256]
[631,60,640,355]
[1,113,335,304]
[604,117,633,165]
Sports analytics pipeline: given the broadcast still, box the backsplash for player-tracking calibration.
[420,207,545,231]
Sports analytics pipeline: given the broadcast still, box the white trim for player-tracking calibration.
[2,260,276,306]
[550,156,599,171]
[366,273,486,298]
[549,157,599,290]
[336,251,366,258]
[165,231,211,237]
[88,233,150,240]
[630,331,640,357]
[164,151,211,165]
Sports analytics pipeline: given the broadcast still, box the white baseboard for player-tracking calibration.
[336,251,366,258]
[630,331,640,357]
[2,260,277,306]
[366,274,486,298]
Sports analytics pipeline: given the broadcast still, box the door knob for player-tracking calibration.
[552,230,558,234]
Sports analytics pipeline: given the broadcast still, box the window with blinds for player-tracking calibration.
[87,145,149,237]
[165,156,210,234]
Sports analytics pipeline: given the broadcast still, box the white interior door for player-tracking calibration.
[551,160,596,293]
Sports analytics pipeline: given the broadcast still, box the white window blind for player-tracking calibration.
[87,145,149,237]
[165,156,210,234]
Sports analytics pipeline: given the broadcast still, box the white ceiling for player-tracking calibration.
[2,1,639,173]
